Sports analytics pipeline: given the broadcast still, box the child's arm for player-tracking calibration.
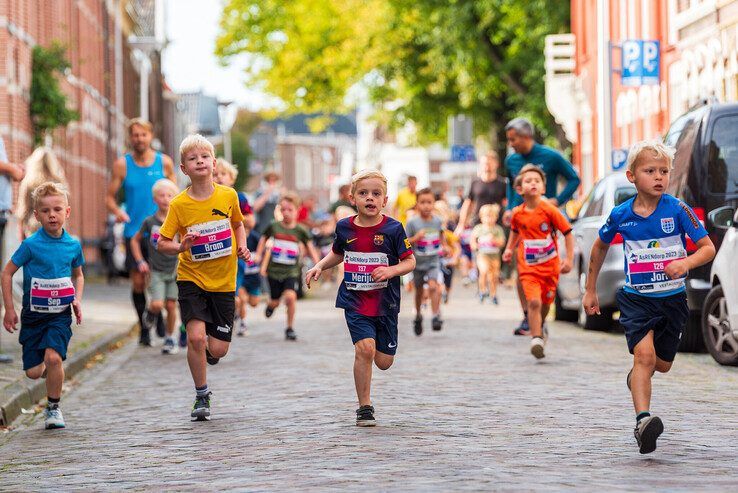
[502,230,519,262]
[561,231,574,274]
[582,237,611,315]
[665,236,715,279]
[470,231,479,252]
[305,241,321,265]
[130,230,149,274]
[71,265,84,325]
[232,221,250,260]
[305,250,344,288]
[158,232,198,256]
[372,254,416,282]
[1,261,20,333]
[254,235,267,265]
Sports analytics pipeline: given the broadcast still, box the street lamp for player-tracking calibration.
[218,100,237,163]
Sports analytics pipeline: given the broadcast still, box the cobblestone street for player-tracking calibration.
[1,283,737,491]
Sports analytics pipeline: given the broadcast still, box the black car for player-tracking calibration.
[664,100,738,351]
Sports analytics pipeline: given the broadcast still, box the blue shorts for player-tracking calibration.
[616,288,689,362]
[344,311,399,356]
[19,312,73,370]
[237,273,262,296]
[461,244,472,260]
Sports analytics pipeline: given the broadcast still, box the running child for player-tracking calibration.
[471,204,506,304]
[406,188,447,335]
[158,134,249,421]
[1,182,84,429]
[235,228,262,337]
[458,217,474,286]
[131,178,180,353]
[582,140,715,454]
[435,201,461,304]
[255,192,320,341]
[502,165,574,359]
[305,169,415,426]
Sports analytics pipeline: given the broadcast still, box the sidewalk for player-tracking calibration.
[0,281,136,426]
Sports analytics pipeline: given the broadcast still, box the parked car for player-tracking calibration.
[701,206,738,366]
[663,100,738,351]
[555,172,636,330]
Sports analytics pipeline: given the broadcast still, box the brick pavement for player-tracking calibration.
[1,282,737,491]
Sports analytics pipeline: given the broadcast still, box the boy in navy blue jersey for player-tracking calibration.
[235,228,262,336]
[583,140,715,454]
[305,169,416,426]
[2,182,84,430]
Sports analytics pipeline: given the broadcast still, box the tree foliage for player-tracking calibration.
[215,110,263,191]
[216,0,570,152]
[30,42,79,144]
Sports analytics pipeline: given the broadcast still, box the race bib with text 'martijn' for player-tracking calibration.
[523,237,557,265]
[271,239,300,265]
[189,219,232,261]
[30,277,75,313]
[627,245,687,293]
[416,231,441,256]
[344,251,389,291]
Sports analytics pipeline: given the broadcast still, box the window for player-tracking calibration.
[707,115,738,196]
[581,180,606,218]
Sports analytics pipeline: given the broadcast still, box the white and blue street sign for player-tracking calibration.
[621,40,660,86]
[450,145,476,162]
[611,148,628,171]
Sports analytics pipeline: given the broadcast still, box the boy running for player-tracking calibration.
[471,204,506,304]
[502,165,574,359]
[255,192,320,341]
[305,170,415,426]
[583,141,715,454]
[2,182,84,429]
[405,188,447,335]
[235,228,262,337]
[158,135,249,421]
[131,179,180,353]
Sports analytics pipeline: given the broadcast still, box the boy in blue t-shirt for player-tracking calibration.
[305,170,415,427]
[235,228,262,336]
[583,141,715,454]
[1,182,85,430]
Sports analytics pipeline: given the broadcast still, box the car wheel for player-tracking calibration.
[701,285,738,365]
[554,291,578,322]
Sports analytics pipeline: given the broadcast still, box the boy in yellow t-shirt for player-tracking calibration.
[158,134,249,421]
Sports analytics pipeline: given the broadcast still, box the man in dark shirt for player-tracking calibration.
[455,151,507,237]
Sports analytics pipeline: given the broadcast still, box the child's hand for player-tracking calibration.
[237,246,251,261]
[415,230,425,240]
[582,290,600,315]
[305,266,322,289]
[136,260,150,274]
[179,232,200,252]
[560,258,573,274]
[502,249,513,263]
[665,258,689,279]
[371,266,393,282]
[502,210,513,227]
[72,300,83,325]
[3,308,18,333]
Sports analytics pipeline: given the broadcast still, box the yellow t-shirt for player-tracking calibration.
[159,184,244,292]
[394,187,417,226]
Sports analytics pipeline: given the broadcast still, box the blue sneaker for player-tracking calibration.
[44,406,65,429]
[179,325,187,348]
[513,316,530,336]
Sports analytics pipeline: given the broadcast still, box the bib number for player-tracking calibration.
[271,239,300,265]
[416,231,441,256]
[627,246,687,293]
[30,277,75,313]
[478,235,500,255]
[150,225,161,249]
[344,251,389,291]
[189,219,233,261]
[523,237,557,265]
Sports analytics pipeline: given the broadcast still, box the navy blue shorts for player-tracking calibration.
[344,311,399,356]
[616,288,689,362]
[461,244,472,260]
[237,273,262,296]
[19,312,73,370]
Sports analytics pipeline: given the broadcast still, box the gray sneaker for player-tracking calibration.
[191,392,211,421]
[161,337,177,355]
[356,405,376,427]
[634,415,663,454]
[44,406,66,429]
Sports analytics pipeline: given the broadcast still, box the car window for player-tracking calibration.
[582,180,606,217]
[707,115,738,197]
[614,186,636,206]
[664,106,707,147]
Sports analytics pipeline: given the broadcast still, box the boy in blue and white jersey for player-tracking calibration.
[235,228,262,336]
[2,182,84,430]
[583,140,715,454]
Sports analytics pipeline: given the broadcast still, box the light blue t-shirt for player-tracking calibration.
[0,136,12,211]
[122,152,164,238]
[598,194,707,298]
[11,228,85,320]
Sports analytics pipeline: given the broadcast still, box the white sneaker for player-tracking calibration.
[530,337,545,359]
[44,406,65,429]
[161,337,178,354]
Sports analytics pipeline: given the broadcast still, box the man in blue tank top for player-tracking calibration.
[106,118,176,344]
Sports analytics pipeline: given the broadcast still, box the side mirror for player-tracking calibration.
[707,206,735,230]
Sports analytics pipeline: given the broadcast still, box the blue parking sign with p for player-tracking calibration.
[621,40,660,86]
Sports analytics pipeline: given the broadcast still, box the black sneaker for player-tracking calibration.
[265,305,275,318]
[155,313,166,338]
[139,327,152,347]
[432,315,443,331]
[356,405,376,427]
[513,316,530,336]
[191,392,211,421]
[285,327,297,341]
[205,348,220,365]
[413,316,423,336]
[634,415,663,454]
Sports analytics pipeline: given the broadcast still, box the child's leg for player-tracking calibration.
[248,294,260,308]
[427,279,441,315]
[165,299,177,337]
[208,336,230,359]
[414,275,424,314]
[238,288,248,319]
[477,258,489,293]
[353,338,376,406]
[43,348,64,400]
[149,299,164,316]
[186,320,208,388]
[283,289,297,327]
[489,259,501,297]
[235,294,243,319]
[527,299,543,338]
[631,331,661,414]
[540,303,551,324]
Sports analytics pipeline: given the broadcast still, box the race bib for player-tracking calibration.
[271,239,300,265]
[30,277,75,313]
[523,237,557,265]
[478,235,500,255]
[242,259,260,275]
[344,251,389,291]
[150,225,161,249]
[416,231,441,256]
[189,219,233,261]
[627,245,687,293]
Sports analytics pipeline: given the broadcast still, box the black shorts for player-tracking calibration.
[616,288,689,362]
[177,281,235,342]
[268,276,299,300]
[125,237,149,272]
[442,265,454,289]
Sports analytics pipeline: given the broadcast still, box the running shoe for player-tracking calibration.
[191,392,211,421]
[432,315,443,331]
[179,325,187,348]
[143,310,157,333]
[634,415,663,454]
[265,305,275,318]
[205,347,220,365]
[162,337,177,355]
[237,320,248,337]
[413,315,423,336]
[44,405,65,429]
[139,328,152,347]
[479,292,489,304]
[285,327,297,341]
[155,313,166,338]
[442,292,449,304]
[356,405,376,427]
[491,295,499,305]
[513,316,530,336]
[530,337,545,359]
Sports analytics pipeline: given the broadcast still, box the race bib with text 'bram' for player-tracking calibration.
[189,219,233,261]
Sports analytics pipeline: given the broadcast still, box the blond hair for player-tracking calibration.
[351,169,387,194]
[215,158,239,180]
[179,134,215,163]
[479,203,501,220]
[32,181,69,208]
[127,117,153,134]
[279,191,301,207]
[152,178,179,195]
[627,140,675,173]
[517,164,546,185]
[335,205,355,220]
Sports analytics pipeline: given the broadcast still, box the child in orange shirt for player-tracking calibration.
[502,165,574,359]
